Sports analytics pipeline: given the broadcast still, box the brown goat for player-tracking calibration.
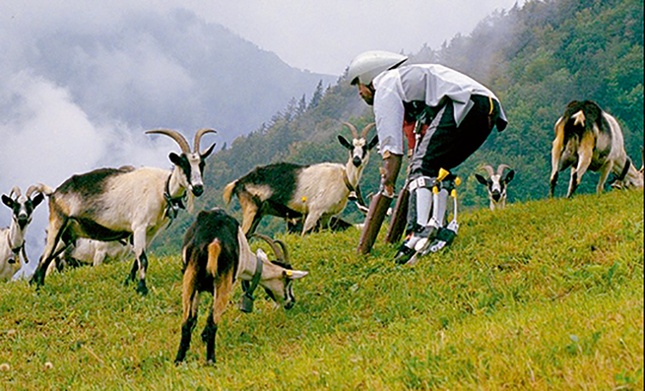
[549,100,643,197]
[174,208,308,365]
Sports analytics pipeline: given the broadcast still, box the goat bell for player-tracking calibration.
[239,292,255,313]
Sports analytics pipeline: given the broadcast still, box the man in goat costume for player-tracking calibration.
[347,50,508,263]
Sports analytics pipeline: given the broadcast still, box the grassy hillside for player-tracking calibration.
[1,190,642,390]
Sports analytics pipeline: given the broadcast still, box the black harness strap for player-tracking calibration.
[239,256,263,313]
[617,158,632,182]
[163,174,186,225]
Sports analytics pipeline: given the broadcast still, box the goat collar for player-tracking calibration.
[343,171,366,206]
[163,174,186,223]
[7,233,23,256]
[240,256,263,312]
[617,158,631,182]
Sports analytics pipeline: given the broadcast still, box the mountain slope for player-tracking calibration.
[1,188,642,389]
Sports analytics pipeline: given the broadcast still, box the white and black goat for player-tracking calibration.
[549,100,643,197]
[1,186,44,280]
[46,238,133,275]
[223,122,378,236]
[30,128,217,295]
[174,208,308,364]
[475,164,515,210]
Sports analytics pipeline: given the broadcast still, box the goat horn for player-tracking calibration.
[341,121,359,139]
[9,186,21,199]
[193,128,217,153]
[25,185,41,198]
[482,164,495,177]
[361,122,376,138]
[251,233,287,264]
[497,164,511,176]
[145,129,191,154]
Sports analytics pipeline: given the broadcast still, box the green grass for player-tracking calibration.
[1,190,642,390]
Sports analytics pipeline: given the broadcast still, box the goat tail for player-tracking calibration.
[222,181,237,205]
[34,183,55,196]
[206,239,221,277]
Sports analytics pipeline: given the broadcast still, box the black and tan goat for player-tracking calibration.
[30,128,217,295]
[223,122,378,236]
[175,208,308,364]
[1,186,44,281]
[475,164,515,210]
[549,100,643,197]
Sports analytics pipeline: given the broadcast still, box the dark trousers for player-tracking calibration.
[409,95,498,178]
[405,95,499,234]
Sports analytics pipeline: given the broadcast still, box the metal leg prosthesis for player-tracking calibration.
[393,168,460,265]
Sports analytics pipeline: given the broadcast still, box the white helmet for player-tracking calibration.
[347,50,408,85]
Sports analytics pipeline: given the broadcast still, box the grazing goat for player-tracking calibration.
[46,238,133,275]
[175,208,308,364]
[549,100,643,197]
[30,128,217,295]
[475,164,515,210]
[1,186,44,280]
[223,122,378,236]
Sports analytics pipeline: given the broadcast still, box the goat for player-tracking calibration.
[1,186,44,281]
[223,122,378,236]
[475,164,515,210]
[30,128,217,295]
[45,238,133,275]
[174,208,308,364]
[549,100,643,197]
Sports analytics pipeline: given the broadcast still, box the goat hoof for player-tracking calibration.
[136,281,148,296]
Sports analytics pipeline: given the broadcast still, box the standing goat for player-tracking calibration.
[475,164,515,210]
[175,208,308,364]
[549,100,643,197]
[223,122,378,236]
[30,128,217,295]
[1,186,44,280]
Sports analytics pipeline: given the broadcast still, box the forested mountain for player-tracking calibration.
[155,0,644,252]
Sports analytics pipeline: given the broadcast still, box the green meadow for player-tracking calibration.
[1,190,642,390]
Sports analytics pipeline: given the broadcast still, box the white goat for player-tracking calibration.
[549,100,643,197]
[46,238,133,275]
[223,122,378,236]
[30,128,217,295]
[1,186,44,281]
[475,164,515,210]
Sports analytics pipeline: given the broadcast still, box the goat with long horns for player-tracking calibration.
[30,128,217,295]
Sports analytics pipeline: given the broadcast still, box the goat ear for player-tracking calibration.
[31,193,45,208]
[337,135,353,150]
[201,143,217,159]
[169,152,183,166]
[1,195,13,207]
[367,135,379,150]
[284,269,308,279]
[475,174,488,185]
[504,170,515,183]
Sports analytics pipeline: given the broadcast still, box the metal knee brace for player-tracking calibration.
[407,175,448,233]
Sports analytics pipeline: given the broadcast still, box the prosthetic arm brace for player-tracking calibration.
[357,152,402,254]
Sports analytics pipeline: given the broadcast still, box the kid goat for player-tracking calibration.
[549,100,643,197]
[475,164,515,210]
[46,238,133,275]
[1,186,44,280]
[223,122,378,236]
[175,208,308,364]
[30,128,216,295]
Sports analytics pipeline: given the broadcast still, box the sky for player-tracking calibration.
[0,0,523,279]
